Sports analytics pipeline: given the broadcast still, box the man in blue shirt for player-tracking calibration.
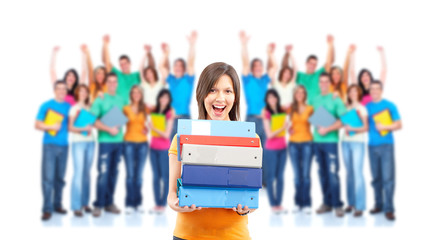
[366,81,402,221]
[35,81,71,221]
[159,31,197,139]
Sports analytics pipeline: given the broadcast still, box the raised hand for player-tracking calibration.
[349,44,356,53]
[103,34,110,44]
[161,42,170,54]
[327,34,334,44]
[144,44,152,52]
[285,44,293,52]
[187,30,198,45]
[377,46,384,52]
[239,30,250,45]
[267,42,276,54]
[53,46,60,52]
[80,44,88,53]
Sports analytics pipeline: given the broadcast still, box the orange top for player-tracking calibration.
[168,135,251,240]
[288,105,314,143]
[123,105,148,142]
[330,82,347,102]
[89,83,108,103]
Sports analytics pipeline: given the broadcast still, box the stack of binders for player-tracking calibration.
[176,119,263,209]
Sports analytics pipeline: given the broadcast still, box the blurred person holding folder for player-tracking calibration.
[35,81,71,221]
[269,44,297,111]
[262,89,289,214]
[81,44,107,103]
[287,85,314,214]
[168,62,255,240]
[68,84,95,217]
[341,84,369,217]
[311,72,346,217]
[102,34,141,103]
[90,72,127,217]
[123,85,150,214]
[329,44,356,102]
[366,81,401,221]
[148,89,174,214]
[350,46,387,106]
[140,44,166,112]
[296,35,334,104]
[159,31,197,139]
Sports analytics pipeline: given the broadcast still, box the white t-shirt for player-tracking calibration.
[141,80,165,108]
[69,104,95,142]
[272,80,296,108]
[342,103,368,142]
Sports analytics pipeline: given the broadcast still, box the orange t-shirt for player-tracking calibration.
[330,83,347,102]
[168,134,251,240]
[89,83,108,103]
[288,105,314,143]
[123,105,148,143]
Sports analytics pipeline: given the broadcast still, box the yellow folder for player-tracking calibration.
[44,109,64,136]
[271,113,287,137]
[150,113,166,137]
[372,109,393,136]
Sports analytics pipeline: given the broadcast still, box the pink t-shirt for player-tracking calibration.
[361,94,372,106]
[65,94,76,106]
[264,110,287,150]
[150,109,173,150]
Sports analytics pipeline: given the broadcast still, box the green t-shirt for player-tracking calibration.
[311,93,347,143]
[90,93,127,143]
[112,67,140,103]
[296,67,325,104]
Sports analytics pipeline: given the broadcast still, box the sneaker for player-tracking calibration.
[74,210,83,217]
[125,207,135,215]
[137,206,145,214]
[354,210,363,217]
[369,207,382,214]
[316,204,332,214]
[83,206,92,213]
[105,204,121,214]
[277,206,288,214]
[54,208,68,214]
[41,212,52,221]
[345,206,354,213]
[303,207,312,214]
[385,212,395,221]
[335,207,345,217]
[292,205,301,213]
[92,207,102,217]
[271,206,281,214]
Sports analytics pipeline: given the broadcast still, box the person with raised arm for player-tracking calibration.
[159,31,197,139]
[296,35,335,104]
[140,44,165,112]
[102,34,141,103]
[329,44,356,102]
[81,44,107,103]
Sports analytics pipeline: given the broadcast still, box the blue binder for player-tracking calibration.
[74,109,97,136]
[182,165,262,188]
[340,109,364,136]
[177,179,259,209]
[176,119,257,161]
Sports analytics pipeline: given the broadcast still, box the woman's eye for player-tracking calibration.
[226,90,232,94]
[210,89,216,93]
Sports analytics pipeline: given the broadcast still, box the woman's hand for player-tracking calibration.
[232,204,255,215]
[167,193,202,213]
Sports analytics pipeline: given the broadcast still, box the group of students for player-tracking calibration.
[35,32,198,221]
[237,31,402,222]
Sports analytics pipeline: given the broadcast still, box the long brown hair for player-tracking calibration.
[129,85,147,117]
[74,84,90,105]
[290,85,307,117]
[330,66,344,97]
[93,66,107,98]
[347,84,363,105]
[278,66,294,83]
[143,66,159,83]
[196,62,241,121]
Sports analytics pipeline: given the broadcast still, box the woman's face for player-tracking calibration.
[78,87,89,102]
[295,88,306,103]
[361,72,371,87]
[348,87,359,103]
[204,74,235,121]
[131,88,142,104]
[65,72,76,88]
[281,69,292,83]
[331,69,342,84]
[145,69,156,83]
[95,68,105,84]
[267,93,278,109]
[159,93,170,108]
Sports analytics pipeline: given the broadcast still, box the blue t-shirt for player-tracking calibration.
[242,73,270,115]
[167,73,195,115]
[36,99,71,146]
[366,99,401,146]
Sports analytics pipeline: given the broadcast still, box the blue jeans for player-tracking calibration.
[70,142,95,211]
[314,143,343,208]
[263,148,287,206]
[170,115,191,140]
[150,148,170,206]
[342,141,366,211]
[368,144,395,213]
[246,115,266,185]
[124,142,149,207]
[93,143,123,208]
[288,142,313,208]
[41,144,68,213]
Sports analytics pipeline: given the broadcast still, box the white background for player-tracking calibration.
[1,0,431,239]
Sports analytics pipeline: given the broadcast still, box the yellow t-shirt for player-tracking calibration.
[168,134,252,240]
[123,105,148,143]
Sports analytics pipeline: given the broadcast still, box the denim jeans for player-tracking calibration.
[150,148,170,206]
[41,144,68,213]
[93,143,123,208]
[170,115,191,141]
[288,142,313,208]
[246,115,266,185]
[368,144,395,213]
[314,143,343,208]
[263,148,287,206]
[70,141,95,211]
[124,142,149,207]
[342,141,366,211]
